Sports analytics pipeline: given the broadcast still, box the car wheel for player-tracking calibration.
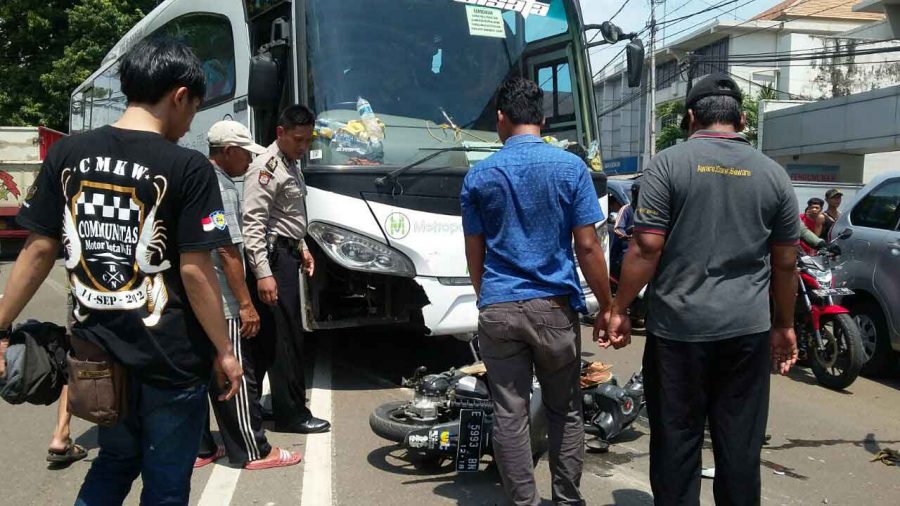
[851,300,898,377]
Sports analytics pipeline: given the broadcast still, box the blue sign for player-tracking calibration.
[603,156,639,175]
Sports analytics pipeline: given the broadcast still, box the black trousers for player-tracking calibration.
[643,332,770,506]
[200,318,271,464]
[249,243,311,426]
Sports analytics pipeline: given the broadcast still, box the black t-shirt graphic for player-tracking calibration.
[18,126,232,388]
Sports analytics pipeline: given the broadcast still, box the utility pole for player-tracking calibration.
[647,0,660,157]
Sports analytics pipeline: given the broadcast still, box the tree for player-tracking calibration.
[741,83,777,147]
[0,0,157,131]
[0,1,72,127]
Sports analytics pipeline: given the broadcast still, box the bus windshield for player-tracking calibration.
[305,0,585,167]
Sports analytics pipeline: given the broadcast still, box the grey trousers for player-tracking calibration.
[478,297,585,506]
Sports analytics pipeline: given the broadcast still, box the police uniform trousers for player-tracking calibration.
[249,240,311,427]
[199,318,272,464]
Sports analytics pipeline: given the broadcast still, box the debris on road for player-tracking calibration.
[870,448,900,466]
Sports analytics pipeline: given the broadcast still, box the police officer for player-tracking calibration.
[243,105,330,434]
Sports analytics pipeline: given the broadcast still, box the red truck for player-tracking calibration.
[0,126,65,241]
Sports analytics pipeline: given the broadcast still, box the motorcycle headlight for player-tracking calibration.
[815,270,832,288]
[308,222,416,278]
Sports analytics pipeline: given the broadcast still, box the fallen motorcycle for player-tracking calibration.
[369,336,644,471]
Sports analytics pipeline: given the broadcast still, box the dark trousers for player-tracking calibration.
[643,332,771,506]
[200,318,272,464]
[75,376,208,506]
[249,243,311,426]
[478,297,584,506]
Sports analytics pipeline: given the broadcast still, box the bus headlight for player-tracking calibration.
[308,222,416,278]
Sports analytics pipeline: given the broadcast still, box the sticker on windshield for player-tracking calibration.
[454,0,549,18]
[466,6,507,38]
[310,149,323,160]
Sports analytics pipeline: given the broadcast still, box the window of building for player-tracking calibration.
[157,14,236,107]
[695,37,729,75]
[656,59,679,90]
[850,180,900,230]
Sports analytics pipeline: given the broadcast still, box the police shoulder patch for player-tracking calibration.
[265,156,278,171]
[258,171,272,186]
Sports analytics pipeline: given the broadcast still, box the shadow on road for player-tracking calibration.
[785,366,853,394]
[323,330,475,391]
[604,489,654,506]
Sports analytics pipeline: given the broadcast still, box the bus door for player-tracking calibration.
[150,0,252,153]
[527,47,582,145]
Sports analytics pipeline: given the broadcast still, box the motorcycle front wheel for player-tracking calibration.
[370,401,436,442]
[809,313,864,390]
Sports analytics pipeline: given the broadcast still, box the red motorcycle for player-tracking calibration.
[795,229,864,390]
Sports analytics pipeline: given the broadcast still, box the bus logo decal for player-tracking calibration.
[385,213,411,240]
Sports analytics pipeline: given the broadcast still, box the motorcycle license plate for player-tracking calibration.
[456,409,484,472]
[812,287,854,297]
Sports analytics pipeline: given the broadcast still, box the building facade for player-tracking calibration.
[594,0,893,181]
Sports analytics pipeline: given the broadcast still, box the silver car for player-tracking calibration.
[832,171,900,376]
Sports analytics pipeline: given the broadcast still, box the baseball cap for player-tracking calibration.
[825,188,844,199]
[680,73,743,130]
[208,121,266,155]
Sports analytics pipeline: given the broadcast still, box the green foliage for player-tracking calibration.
[0,0,157,131]
[741,84,777,147]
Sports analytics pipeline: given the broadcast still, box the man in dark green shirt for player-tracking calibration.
[603,74,800,506]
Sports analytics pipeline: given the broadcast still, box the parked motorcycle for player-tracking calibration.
[795,229,864,390]
[369,335,644,471]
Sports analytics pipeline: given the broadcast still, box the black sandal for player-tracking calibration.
[47,440,88,464]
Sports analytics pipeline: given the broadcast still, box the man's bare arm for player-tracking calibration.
[464,234,486,301]
[181,250,242,400]
[0,233,60,329]
[573,225,612,311]
[612,231,665,315]
[770,244,797,329]
[217,245,259,338]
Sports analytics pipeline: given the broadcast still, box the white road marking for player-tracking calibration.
[300,341,334,506]
[197,355,273,505]
[197,464,243,506]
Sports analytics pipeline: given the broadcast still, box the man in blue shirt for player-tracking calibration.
[461,77,615,506]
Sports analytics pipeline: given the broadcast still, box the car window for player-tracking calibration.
[850,180,900,231]
[157,14,236,108]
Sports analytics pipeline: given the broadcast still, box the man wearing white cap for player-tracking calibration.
[195,121,302,470]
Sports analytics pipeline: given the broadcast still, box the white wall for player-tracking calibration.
[863,151,900,182]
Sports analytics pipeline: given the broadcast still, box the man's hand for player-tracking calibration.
[239,303,260,339]
[593,309,611,343]
[0,338,8,378]
[214,351,243,401]
[604,312,633,349]
[258,276,278,306]
[770,327,798,375]
[302,249,315,277]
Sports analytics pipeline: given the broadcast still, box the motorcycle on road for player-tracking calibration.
[369,335,644,471]
[795,229,864,390]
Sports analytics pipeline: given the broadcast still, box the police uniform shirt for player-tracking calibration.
[242,141,308,280]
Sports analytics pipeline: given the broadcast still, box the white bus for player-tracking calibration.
[71,0,640,337]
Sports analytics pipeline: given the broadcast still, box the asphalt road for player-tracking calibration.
[0,261,898,505]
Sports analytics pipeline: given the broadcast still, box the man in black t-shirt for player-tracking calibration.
[604,74,800,506]
[0,38,242,505]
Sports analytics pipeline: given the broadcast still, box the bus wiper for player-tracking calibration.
[374,146,500,188]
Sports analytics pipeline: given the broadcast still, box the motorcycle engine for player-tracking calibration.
[409,374,451,422]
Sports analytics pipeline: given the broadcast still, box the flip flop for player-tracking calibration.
[244,448,302,470]
[194,446,225,468]
[46,440,88,464]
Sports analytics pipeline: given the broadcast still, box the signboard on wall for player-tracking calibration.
[786,164,840,183]
[603,156,640,175]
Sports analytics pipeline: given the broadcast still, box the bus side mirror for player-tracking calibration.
[249,52,280,110]
[625,38,645,88]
